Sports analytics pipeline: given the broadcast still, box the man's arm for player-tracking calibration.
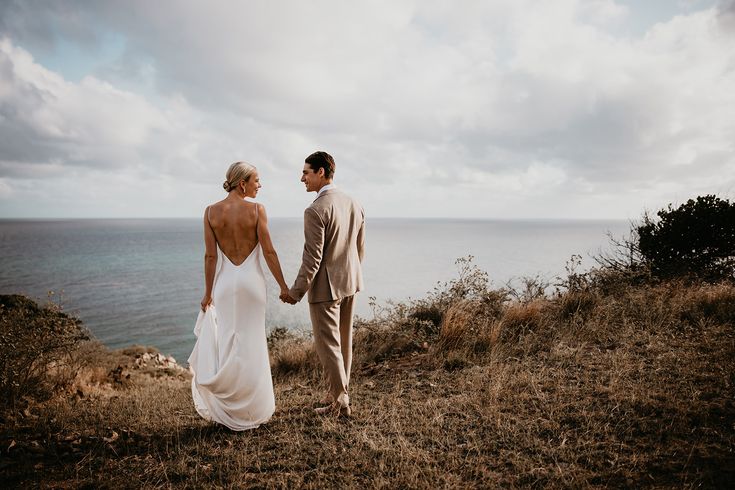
[288,207,325,301]
[357,207,365,263]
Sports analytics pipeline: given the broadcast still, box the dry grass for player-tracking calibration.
[1,276,734,488]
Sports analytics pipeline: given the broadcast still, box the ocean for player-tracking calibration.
[0,218,629,362]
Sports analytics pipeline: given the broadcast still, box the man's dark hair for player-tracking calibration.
[305,151,336,179]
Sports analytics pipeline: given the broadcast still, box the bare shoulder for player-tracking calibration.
[207,198,229,211]
[205,199,226,218]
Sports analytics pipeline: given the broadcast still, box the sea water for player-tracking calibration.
[0,218,629,361]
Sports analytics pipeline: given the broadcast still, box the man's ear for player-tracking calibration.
[317,167,325,178]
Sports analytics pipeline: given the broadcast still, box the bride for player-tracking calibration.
[188,161,289,430]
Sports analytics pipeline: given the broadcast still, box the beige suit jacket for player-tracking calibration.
[289,189,365,304]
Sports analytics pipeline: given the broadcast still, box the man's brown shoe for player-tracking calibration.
[316,393,335,406]
[314,402,351,417]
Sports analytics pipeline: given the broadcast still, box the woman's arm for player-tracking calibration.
[201,206,218,311]
[257,204,289,296]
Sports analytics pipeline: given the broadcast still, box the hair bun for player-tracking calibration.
[223,161,255,193]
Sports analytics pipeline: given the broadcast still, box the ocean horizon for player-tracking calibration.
[0,217,630,362]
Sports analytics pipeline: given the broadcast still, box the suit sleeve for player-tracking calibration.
[357,206,365,263]
[289,207,325,301]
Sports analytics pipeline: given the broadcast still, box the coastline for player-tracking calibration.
[0,218,632,362]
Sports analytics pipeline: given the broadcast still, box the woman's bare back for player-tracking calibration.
[207,199,259,266]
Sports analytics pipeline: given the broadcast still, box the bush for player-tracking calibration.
[425,255,492,311]
[0,294,90,409]
[350,256,498,364]
[637,195,735,280]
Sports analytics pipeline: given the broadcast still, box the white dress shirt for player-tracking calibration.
[317,183,337,197]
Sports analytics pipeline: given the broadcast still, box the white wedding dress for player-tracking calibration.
[188,232,275,430]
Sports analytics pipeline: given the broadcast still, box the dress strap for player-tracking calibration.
[254,202,259,239]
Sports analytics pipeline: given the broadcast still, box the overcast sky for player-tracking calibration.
[1,0,733,219]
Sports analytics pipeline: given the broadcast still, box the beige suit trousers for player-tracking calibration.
[309,295,355,406]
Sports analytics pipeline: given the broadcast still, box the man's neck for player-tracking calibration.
[317,182,335,195]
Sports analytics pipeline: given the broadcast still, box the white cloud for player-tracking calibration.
[0,38,167,167]
[578,0,630,24]
[0,0,733,218]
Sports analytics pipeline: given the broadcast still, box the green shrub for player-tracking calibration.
[637,195,735,280]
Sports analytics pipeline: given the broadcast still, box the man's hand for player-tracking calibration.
[280,292,297,305]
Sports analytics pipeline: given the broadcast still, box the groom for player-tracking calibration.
[281,151,365,417]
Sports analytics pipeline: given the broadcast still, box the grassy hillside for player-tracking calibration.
[1,260,733,488]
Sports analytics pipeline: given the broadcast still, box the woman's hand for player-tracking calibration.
[279,286,296,305]
[201,294,213,312]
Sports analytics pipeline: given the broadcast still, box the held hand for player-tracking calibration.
[201,294,213,312]
[279,291,297,305]
[279,286,292,304]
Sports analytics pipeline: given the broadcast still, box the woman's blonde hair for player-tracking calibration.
[223,161,256,192]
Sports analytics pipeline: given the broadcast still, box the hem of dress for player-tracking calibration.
[211,414,273,432]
